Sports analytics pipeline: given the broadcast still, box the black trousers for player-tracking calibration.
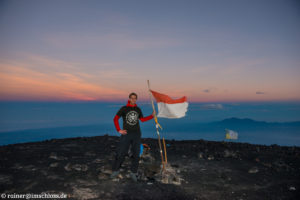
[112,132,141,173]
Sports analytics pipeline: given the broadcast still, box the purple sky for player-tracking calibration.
[0,0,299,102]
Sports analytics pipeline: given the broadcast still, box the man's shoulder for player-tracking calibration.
[121,105,129,110]
[119,105,141,110]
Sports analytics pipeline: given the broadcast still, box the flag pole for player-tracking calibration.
[147,80,165,171]
[162,137,168,164]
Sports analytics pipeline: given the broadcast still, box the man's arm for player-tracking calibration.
[140,115,154,122]
[113,107,127,135]
[113,115,127,134]
[113,115,121,132]
[139,108,154,122]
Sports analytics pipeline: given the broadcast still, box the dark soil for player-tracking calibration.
[1,135,299,200]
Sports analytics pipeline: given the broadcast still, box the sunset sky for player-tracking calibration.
[0,0,299,102]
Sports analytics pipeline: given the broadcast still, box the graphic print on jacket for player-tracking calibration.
[126,110,138,125]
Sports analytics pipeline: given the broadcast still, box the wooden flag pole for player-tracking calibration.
[162,137,168,164]
[147,80,165,170]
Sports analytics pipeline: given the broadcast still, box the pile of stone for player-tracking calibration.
[138,146,182,185]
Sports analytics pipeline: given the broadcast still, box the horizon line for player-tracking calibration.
[1,117,300,134]
[0,99,300,104]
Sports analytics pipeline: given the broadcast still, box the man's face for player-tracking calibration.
[129,95,137,105]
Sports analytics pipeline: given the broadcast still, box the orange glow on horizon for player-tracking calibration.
[0,64,126,101]
[0,62,299,103]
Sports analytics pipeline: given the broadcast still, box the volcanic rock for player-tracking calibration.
[0,135,299,200]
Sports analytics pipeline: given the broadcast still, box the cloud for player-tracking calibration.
[203,89,210,93]
[22,54,133,81]
[200,104,224,110]
[0,60,127,101]
[256,91,265,95]
[26,54,80,70]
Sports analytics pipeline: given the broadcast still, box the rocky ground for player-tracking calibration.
[0,135,300,200]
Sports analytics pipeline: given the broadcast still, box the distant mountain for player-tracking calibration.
[209,117,300,130]
[142,117,300,133]
[219,117,300,125]
[219,117,267,125]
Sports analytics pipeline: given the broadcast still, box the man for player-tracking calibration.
[111,92,154,182]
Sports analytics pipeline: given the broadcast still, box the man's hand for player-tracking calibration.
[152,110,156,117]
[119,129,127,135]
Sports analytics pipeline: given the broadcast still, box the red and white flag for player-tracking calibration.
[150,90,188,118]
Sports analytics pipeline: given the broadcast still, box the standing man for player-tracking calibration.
[111,92,154,182]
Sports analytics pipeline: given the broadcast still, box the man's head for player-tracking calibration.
[129,92,137,105]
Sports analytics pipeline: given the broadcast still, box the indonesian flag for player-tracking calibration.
[150,90,188,118]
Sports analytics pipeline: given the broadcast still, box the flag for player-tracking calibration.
[225,129,238,140]
[150,90,188,118]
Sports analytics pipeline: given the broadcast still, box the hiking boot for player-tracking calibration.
[110,171,119,179]
[130,172,138,182]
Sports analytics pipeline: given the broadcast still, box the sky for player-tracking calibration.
[0,0,299,103]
